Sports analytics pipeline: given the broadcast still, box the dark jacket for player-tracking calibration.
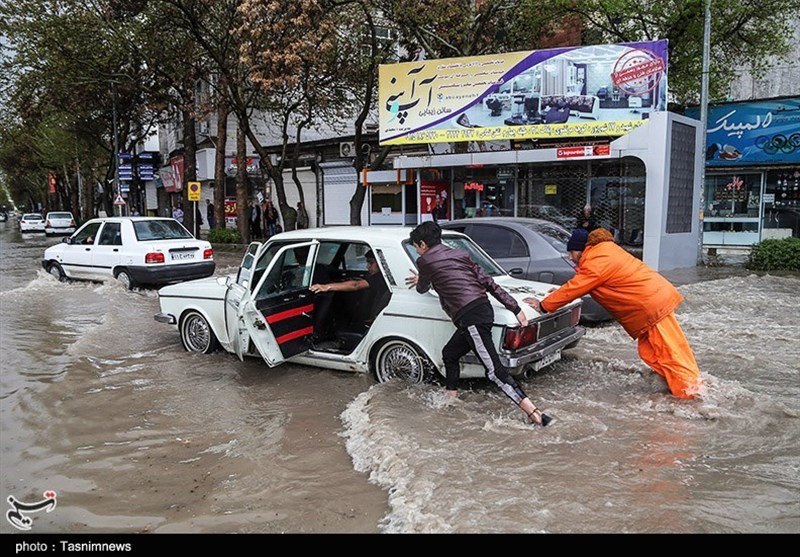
[416,244,521,320]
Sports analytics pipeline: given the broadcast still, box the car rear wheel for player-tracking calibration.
[180,311,219,354]
[373,339,433,384]
[115,269,136,290]
[47,262,65,282]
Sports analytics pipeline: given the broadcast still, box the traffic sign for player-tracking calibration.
[187,181,201,201]
[114,194,126,206]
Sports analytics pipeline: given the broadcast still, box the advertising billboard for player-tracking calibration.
[379,40,668,145]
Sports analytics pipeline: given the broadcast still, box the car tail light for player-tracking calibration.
[70,218,76,226]
[145,252,165,264]
[570,305,581,326]
[203,248,213,260]
[46,219,52,227]
[503,323,539,350]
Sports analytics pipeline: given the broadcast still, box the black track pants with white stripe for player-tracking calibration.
[442,300,528,405]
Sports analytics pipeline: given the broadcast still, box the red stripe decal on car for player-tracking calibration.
[265,304,314,324]
[276,326,314,345]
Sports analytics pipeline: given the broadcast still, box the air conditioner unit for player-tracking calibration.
[339,141,355,158]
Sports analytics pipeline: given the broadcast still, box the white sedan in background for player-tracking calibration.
[42,217,215,289]
[154,227,584,384]
[44,211,77,236]
[19,213,46,233]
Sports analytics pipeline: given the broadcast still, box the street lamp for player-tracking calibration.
[697,0,712,264]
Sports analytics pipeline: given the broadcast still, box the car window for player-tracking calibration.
[523,223,570,252]
[24,214,43,220]
[338,243,372,272]
[469,225,528,258]
[403,234,506,276]
[133,219,193,241]
[73,222,102,244]
[97,222,122,246]
[48,212,72,219]
[237,242,261,286]
[315,242,343,266]
[254,245,315,301]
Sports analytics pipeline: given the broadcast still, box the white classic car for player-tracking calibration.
[154,227,584,383]
[42,217,215,289]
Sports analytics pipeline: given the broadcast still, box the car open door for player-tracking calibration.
[234,240,319,366]
[235,241,261,287]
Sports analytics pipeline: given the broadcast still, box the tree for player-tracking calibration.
[515,0,800,105]
[0,0,173,219]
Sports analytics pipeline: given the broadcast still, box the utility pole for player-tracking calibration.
[112,82,122,217]
[698,0,712,265]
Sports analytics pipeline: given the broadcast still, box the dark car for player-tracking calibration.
[440,217,612,323]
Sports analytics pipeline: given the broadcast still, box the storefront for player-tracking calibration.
[687,97,800,248]
[390,111,702,271]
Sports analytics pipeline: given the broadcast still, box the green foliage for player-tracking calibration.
[745,237,800,272]
[208,227,242,244]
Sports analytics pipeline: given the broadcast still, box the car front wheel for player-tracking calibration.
[115,269,136,290]
[373,338,433,384]
[180,311,219,354]
[47,262,65,282]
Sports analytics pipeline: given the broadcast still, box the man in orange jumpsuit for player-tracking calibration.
[525,228,702,399]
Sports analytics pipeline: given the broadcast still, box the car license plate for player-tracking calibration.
[532,350,561,371]
[171,252,195,261]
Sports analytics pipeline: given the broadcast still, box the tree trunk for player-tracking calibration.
[236,123,249,243]
[181,110,198,237]
[214,86,228,230]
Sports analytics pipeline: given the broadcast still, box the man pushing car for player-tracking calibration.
[524,228,703,399]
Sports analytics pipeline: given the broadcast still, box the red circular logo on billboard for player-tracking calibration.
[611,48,665,97]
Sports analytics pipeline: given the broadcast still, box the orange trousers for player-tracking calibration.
[637,313,702,399]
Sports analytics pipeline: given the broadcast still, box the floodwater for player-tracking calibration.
[1,222,798,534]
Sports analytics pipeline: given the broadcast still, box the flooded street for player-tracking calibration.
[1,222,798,534]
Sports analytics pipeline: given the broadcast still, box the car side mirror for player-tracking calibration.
[63,237,71,244]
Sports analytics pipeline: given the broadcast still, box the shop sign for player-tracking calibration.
[686,97,800,166]
[464,182,484,191]
[544,184,558,195]
[226,156,261,176]
[379,40,667,146]
[557,145,610,158]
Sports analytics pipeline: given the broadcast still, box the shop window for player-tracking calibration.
[762,169,800,239]
[371,184,403,212]
[519,158,646,249]
[702,173,762,246]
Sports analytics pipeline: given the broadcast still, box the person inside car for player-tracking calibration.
[309,250,389,329]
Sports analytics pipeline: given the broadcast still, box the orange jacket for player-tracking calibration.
[541,241,683,339]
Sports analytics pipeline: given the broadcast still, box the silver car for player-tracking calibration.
[441,217,612,323]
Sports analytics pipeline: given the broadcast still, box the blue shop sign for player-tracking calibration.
[686,98,800,166]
